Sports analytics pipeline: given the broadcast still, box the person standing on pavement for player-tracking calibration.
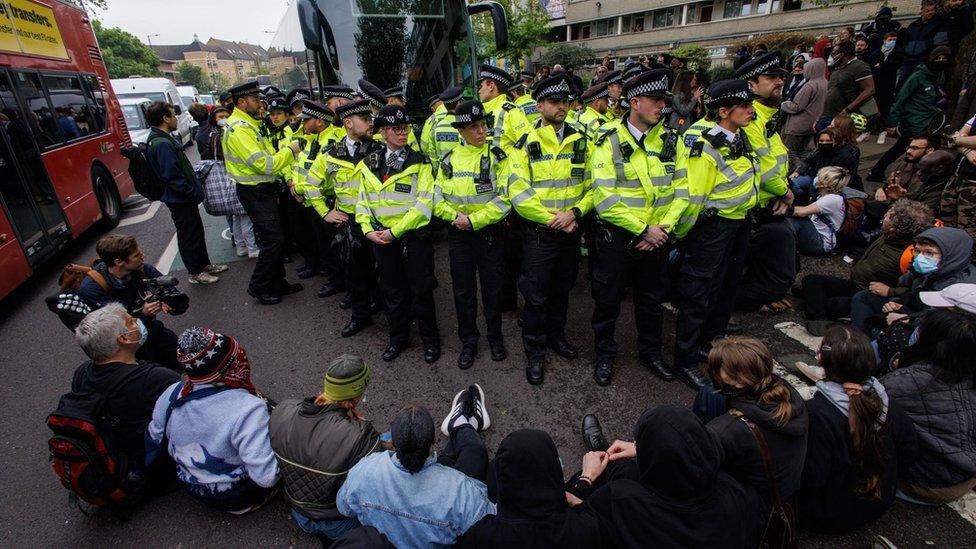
[433,100,513,370]
[223,81,303,305]
[672,80,768,390]
[505,75,592,386]
[145,101,227,285]
[356,105,441,364]
[587,69,688,387]
[307,100,385,338]
[899,0,949,83]
[781,57,828,171]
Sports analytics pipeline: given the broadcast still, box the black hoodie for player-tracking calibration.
[459,430,601,549]
[706,379,809,512]
[585,406,760,549]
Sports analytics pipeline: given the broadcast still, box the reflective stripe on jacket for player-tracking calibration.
[222,109,296,186]
[356,149,435,237]
[433,143,513,230]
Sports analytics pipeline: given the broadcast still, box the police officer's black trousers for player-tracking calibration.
[447,225,504,349]
[519,226,580,361]
[278,185,297,254]
[340,223,377,322]
[236,183,286,296]
[589,224,669,365]
[674,216,750,370]
[289,200,319,271]
[372,229,440,348]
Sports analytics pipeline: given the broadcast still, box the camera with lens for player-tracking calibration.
[142,275,189,315]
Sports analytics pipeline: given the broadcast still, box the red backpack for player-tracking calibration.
[46,368,142,510]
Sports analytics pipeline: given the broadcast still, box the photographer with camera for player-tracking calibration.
[77,235,187,371]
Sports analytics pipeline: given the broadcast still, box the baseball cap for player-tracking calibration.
[919,283,976,314]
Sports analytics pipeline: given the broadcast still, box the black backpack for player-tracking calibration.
[46,367,143,510]
[121,136,168,201]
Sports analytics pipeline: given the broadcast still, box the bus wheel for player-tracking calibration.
[93,166,121,228]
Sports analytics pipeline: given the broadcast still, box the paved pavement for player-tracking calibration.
[1,143,974,547]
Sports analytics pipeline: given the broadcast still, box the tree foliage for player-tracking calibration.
[671,45,711,71]
[538,43,595,68]
[93,20,160,78]
[175,63,207,90]
[471,0,550,68]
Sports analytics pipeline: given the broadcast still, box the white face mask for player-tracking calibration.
[827,55,836,68]
[216,119,228,127]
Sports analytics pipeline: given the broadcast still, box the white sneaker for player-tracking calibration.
[204,263,229,274]
[236,247,248,257]
[794,360,825,383]
[441,389,466,436]
[857,131,870,143]
[188,272,219,284]
[877,133,886,145]
[248,251,260,259]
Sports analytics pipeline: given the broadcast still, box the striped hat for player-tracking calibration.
[705,79,757,110]
[735,52,785,80]
[297,99,334,123]
[358,79,387,109]
[384,85,405,98]
[336,99,371,120]
[427,93,441,107]
[373,105,409,130]
[321,85,356,101]
[265,94,289,111]
[581,82,609,104]
[286,88,312,107]
[323,354,371,401]
[532,75,572,102]
[623,68,672,101]
[451,99,490,128]
[479,64,514,89]
[597,70,623,85]
[439,85,464,104]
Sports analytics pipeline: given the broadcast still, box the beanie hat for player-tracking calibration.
[930,46,951,61]
[177,326,255,397]
[323,354,371,401]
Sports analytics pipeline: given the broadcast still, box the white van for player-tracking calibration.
[118,97,152,145]
[111,77,194,146]
[177,85,200,108]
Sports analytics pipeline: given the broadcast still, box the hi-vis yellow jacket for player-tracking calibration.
[433,142,513,230]
[577,105,611,140]
[745,100,790,205]
[514,94,540,125]
[483,94,530,151]
[506,123,593,225]
[355,148,435,238]
[291,126,345,210]
[306,138,384,217]
[222,109,296,185]
[420,104,447,160]
[590,118,686,236]
[673,123,762,238]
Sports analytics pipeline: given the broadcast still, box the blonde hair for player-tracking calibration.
[313,393,365,421]
[708,337,794,426]
[816,166,851,195]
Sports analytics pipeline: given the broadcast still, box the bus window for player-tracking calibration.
[43,74,95,139]
[13,71,61,147]
[81,74,107,133]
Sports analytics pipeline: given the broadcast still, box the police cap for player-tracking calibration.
[735,52,786,80]
[357,79,386,109]
[286,88,312,107]
[373,105,409,130]
[228,80,262,99]
[265,95,289,112]
[705,79,757,110]
[297,99,334,123]
[597,70,623,85]
[384,85,404,99]
[335,99,372,120]
[321,85,355,101]
[580,82,609,104]
[622,68,672,101]
[439,85,464,104]
[479,64,514,89]
[532,75,573,102]
[451,100,490,128]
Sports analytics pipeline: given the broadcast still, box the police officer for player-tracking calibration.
[433,100,512,369]
[222,80,303,304]
[588,69,687,387]
[362,79,418,148]
[577,82,612,140]
[477,64,531,151]
[289,99,346,298]
[597,69,624,121]
[429,86,463,169]
[420,93,444,161]
[672,80,767,390]
[286,88,312,121]
[507,75,593,385]
[264,94,298,263]
[384,86,405,106]
[356,105,441,364]
[307,100,384,337]
[509,71,539,125]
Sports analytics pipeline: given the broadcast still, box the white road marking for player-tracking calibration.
[118,201,161,227]
[221,228,232,241]
[156,233,179,275]
[775,321,822,352]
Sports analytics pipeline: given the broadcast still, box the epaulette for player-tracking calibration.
[501,102,515,112]
[702,130,727,150]
[594,127,614,146]
[490,146,507,161]
[513,133,528,150]
[689,141,704,158]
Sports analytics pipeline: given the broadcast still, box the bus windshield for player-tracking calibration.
[271,0,477,110]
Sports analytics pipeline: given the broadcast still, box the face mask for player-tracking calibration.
[124,319,148,347]
[827,55,836,68]
[818,143,835,153]
[717,383,752,399]
[930,60,949,72]
[216,119,228,127]
[912,253,940,274]
[884,39,897,48]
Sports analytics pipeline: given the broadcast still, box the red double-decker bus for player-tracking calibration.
[0,0,134,300]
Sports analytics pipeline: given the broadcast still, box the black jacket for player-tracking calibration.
[76,260,165,317]
[707,379,809,511]
[70,360,180,472]
[798,142,863,190]
[585,406,760,549]
[146,127,203,205]
[798,393,917,534]
[459,430,601,549]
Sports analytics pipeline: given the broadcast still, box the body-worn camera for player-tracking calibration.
[143,276,189,315]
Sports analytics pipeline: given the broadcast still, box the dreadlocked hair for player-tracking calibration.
[819,326,886,499]
[707,336,794,426]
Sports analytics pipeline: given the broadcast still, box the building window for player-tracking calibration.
[622,14,645,32]
[783,0,800,11]
[700,2,713,22]
[686,5,696,24]
[724,0,743,18]
[652,7,676,27]
[570,22,591,40]
[594,18,615,37]
[757,0,769,13]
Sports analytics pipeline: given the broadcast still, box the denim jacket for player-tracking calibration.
[336,451,495,548]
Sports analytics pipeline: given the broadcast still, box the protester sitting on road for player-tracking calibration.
[146,327,279,514]
[269,354,381,542]
[145,101,228,285]
[696,337,809,515]
[789,166,851,256]
[851,227,976,331]
[867,149,953,225]
[790,127,860,203]
[798,326,917,533]
[945,121,976,261]
[458,429,601,548]
[802,199,934,335]
[567,406,760,548]
[337,393,494,547]
[71,303,181,499]
[883,293,976,505]
[77,234,182,370]
[781,57,827,171]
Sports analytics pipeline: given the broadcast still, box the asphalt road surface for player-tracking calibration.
[1,146,974,548]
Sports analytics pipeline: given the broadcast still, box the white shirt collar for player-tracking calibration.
[344,136,361,157]
[707,124,738,142]
[386,145,405,158]
[626,119,650,142]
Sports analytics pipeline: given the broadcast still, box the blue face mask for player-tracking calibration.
[126,319,148,347]
[912,253,940,274]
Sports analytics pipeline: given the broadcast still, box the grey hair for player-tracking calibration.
[74,303,129,361]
